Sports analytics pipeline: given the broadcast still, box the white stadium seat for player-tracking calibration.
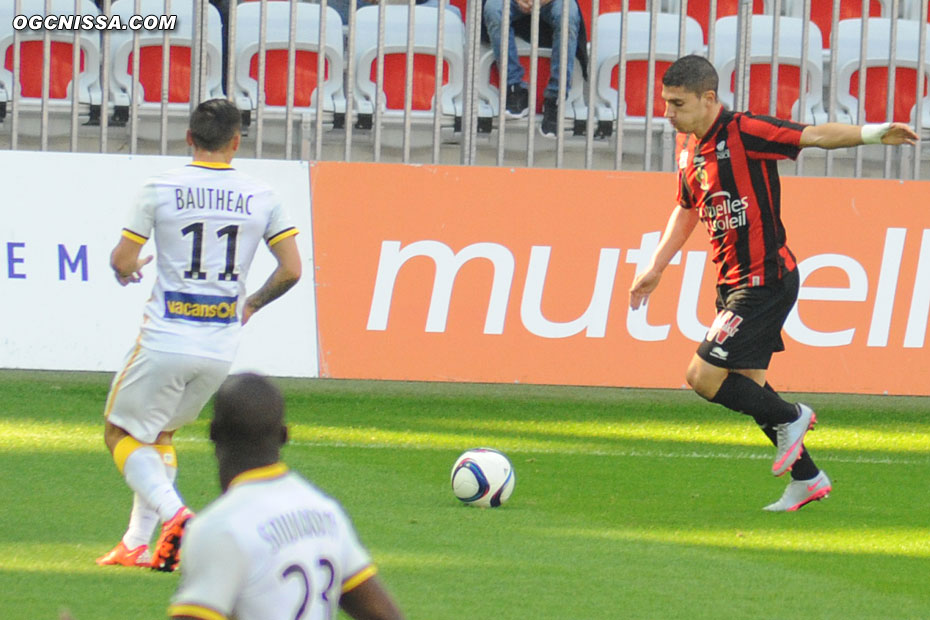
[109,0,224,139]
[234,1,346,138]
[833,17,930,129]
[713,14,827,123]
[353,5,466,122]
[0,0,102,134]
[594,11,704,128]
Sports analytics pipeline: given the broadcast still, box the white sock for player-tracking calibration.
[121,494,159,549]
[122,446,184,522]
[121,464,177,549]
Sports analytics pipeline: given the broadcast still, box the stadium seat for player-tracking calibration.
[0,0,102,132]
[679,0,764,43]
[109,0,224,138]
[901,0,929,22]
[781,0,885,48]
[579,0,759,42]
[593,11,704,129]
[576,0,646,36]
[234,1,345,135]
[353,5,466,131]
[713,14,827,123]
[834,17,930,128]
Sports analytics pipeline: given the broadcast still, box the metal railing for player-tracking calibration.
[0,0,927,179]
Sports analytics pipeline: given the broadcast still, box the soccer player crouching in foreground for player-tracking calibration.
[168,373,405,620]
[98,99,302,570]
[629,55,918,511]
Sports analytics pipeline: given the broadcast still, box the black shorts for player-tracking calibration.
[696,268,799,370]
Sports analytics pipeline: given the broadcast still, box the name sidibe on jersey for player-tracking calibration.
[174,187,255,215]
[258,508,339,554]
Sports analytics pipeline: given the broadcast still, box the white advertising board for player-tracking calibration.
[0,151,318,378]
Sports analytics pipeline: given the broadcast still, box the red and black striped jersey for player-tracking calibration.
[676,108,806,288]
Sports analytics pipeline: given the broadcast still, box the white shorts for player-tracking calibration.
[104,344,232,444]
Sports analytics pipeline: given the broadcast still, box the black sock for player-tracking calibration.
[760,383,819,480]
[710,373,799,425]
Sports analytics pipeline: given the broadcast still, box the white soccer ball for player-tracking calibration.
[450,448,515,508]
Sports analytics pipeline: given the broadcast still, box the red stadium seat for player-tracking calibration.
[109,0,223,106]
[594,11,704,123]
[127,46,191,103]
[353,5,466,125]
[4,41,87,100]
[235,1,344,115]
[690,0,764,43]
[714,15,827,123]
[848,66,927,123]
[249,50,329,108]
[784,0,884,47]
[835,18,930,126]
[576,0,646,35]
[374,54,451,111]
[0,0,101,103]
[582,0,760,43]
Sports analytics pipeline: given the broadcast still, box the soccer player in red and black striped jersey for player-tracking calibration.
[629,55,918,512]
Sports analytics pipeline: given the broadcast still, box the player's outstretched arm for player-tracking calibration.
[110,237,153,286]
[339,576,405,620]
[242,235,302,325]
[629,205,699,310]
[800,121,919,150]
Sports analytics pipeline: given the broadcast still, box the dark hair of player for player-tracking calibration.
[662,54,719,97]
[189,98,241,152]
[211,373,285,448]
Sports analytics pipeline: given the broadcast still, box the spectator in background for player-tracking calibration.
[482,0,587,138]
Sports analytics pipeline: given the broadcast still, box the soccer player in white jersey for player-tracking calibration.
[97,99,302,572]
[168,373,405,620]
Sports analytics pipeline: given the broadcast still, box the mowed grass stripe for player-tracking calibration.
[538,526,930,558]
[3,418,930,465]
[0,420,930,465]
[5,519,929,579]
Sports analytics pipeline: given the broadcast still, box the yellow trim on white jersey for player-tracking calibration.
[189,161,233,170]
[125,162,292,362]
[342,564,378,593]
[121,228,148,244]
[267,226,299,247]
[167,603,228,620]
[228,462,289,489]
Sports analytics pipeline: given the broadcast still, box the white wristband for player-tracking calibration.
[860,122,891,145]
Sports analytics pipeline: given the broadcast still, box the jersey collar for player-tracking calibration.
[189,161,234,170]
[698,107,730,146]
[229,462,289,488]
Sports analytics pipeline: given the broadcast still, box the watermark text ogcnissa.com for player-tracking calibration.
[12,13,178,32]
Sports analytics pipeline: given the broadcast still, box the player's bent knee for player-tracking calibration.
[104,421,132,453]
[685,359,725,401]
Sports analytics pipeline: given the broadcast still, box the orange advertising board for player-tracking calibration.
[311,161,929,395]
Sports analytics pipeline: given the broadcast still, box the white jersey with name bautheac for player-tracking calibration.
[123,161,297,362]
[169,463,377,620]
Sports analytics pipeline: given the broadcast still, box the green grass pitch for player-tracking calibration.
[1,370,929,619]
